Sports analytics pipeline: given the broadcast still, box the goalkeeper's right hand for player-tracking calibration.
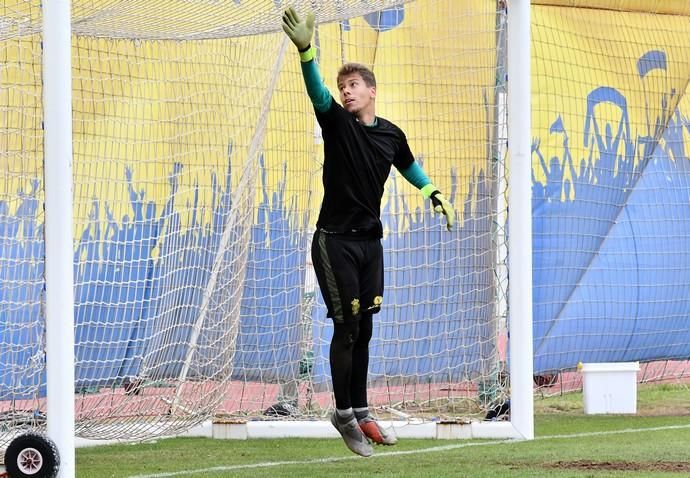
[282,7,315,51]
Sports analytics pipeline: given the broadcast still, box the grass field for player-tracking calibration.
[77,383,690,477]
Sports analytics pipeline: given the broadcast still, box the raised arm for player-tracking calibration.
[282,7,332,112]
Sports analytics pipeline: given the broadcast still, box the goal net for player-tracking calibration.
[4,0,687,448]
[0,0,509,445]
[529,2,690,395]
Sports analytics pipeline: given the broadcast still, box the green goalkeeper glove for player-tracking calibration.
[430,191,455,231]
[282,7,315,51]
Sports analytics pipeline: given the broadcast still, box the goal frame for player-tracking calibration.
[41,3,534,475]
[43,0,76,477]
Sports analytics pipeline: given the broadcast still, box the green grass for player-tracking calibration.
[77,383,690,478]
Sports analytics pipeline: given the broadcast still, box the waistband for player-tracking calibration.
[316,227,380,240]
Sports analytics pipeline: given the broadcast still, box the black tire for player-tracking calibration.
[4,432,60,478]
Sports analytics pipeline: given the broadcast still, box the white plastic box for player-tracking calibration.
[580,362,640,414]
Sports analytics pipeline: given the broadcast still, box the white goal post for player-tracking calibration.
[505,0,534,441]
[42,0,76,475]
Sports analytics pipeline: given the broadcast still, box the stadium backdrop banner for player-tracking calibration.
[0,1,689,397]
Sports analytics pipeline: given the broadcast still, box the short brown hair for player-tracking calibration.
[337,63,376,88]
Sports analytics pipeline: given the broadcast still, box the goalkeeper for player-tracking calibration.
[282,7,455,457]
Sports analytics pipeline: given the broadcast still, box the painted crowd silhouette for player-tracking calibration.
[1,48,689,399]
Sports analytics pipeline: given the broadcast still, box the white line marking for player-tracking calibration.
[127,423,690,478]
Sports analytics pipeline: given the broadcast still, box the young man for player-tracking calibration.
[282,7,455,457]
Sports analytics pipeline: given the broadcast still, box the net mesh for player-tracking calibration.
[2,0,688,447]
[1,0,509,445]
[530,3,690,396]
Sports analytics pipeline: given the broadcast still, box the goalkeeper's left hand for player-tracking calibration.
[430,191,455,231]
[282,7,315,51]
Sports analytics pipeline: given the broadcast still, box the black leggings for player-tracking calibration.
[329,312,374,410]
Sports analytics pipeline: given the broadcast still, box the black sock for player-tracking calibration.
[329,321,360,410]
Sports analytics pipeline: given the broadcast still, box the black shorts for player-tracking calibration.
[311,230,384,323]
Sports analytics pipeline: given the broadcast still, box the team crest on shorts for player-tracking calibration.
[368,296,383,310]
[351,298,360,315]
